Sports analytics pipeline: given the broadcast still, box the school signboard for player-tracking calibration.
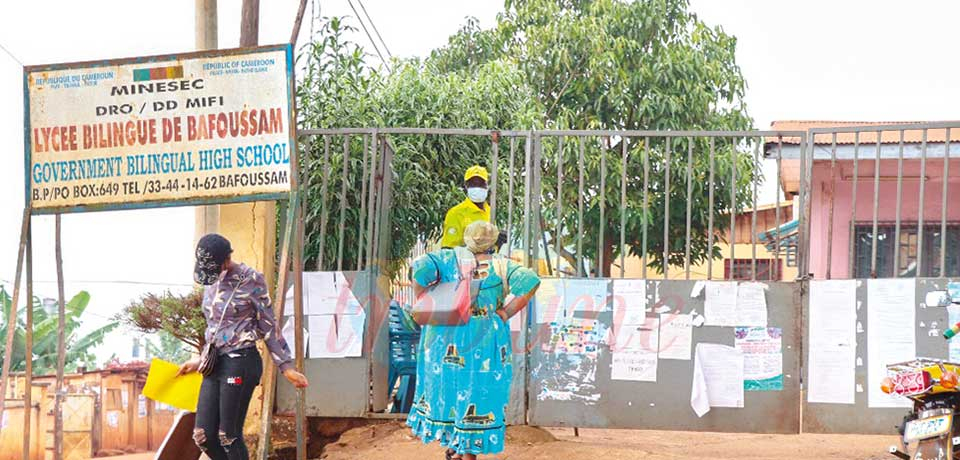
[24,44,295,213]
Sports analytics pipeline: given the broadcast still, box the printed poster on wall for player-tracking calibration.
[25,45,295,212]
[734,327,783,391]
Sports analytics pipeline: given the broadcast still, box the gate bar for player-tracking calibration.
[871,135,881,278]
[599,137,607,276]
[941,129,952,276]
[642,137,650,279]
[577,136,585,277]
[917,129,929,276]
[619,138,628,279]
[751,139,760,281]
[337,136,350,270]
[556,137,564,275]
[663,137,671,280]
[826,133,838,280]
[893,130,905,276]
[685,138,694,280]
[707,137,716,279]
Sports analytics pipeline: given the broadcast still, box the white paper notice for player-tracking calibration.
[281,317,308,357]
[808,280,857,404]
[611,350,658,382]
[612,279,647,324]
[735,282,768,327]
[107,411,120,428]
[138,395,148,418]
[336,311,366,358]
[658,313,693,360]
[308,315,338,358]
[612,317,659,352]
[704,281,738,327]
[691,343,744,417]
[867,278,916,409]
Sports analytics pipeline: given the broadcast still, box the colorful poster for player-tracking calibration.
[24,45,294,211]
[949,305,960,362]
[734,327,783,391]
[542,318,605,358]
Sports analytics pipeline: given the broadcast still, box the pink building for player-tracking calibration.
[767,121,960,279]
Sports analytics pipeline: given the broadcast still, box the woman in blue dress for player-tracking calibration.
[406,221,540,460]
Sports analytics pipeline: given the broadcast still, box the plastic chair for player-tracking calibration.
[388,300,420,413]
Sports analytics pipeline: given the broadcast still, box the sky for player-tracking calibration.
[1,0,959,366]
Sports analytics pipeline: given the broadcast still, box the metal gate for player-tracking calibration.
[798,122,960,434]
[276,127,813,434]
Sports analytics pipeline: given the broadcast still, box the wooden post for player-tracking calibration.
[54,214,66,460]
[0,208,30,437]
[194,0,219,239]
[289,0,309,45]
[240,0,259,47]
[22,221,33,460]
[255,192,297,460]
[293,178,307,460]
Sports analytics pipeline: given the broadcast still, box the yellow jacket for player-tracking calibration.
[440,198,491,248]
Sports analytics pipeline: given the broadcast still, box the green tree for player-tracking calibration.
[429,0,757,275]
[297,0,756,275]
[297,17,539,273]
[120,290,207,353]
[146,330,192,364]
[0,287,117,374]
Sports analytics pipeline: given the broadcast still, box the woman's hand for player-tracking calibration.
[176,359,200,376]
[283,369,310,388]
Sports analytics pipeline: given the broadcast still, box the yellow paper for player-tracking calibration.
[142,358,203,413]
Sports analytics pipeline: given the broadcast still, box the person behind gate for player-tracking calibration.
[440,165,492,249]
[178,233,309,460]
[406,221,541,460]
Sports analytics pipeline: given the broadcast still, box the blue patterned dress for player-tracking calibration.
[405,249,540,456]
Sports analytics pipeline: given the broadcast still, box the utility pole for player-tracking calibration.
[240,0,259,47]
[194,0,219,241]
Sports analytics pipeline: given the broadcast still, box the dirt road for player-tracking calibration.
[320,421,898,460]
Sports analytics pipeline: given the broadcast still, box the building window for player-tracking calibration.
[105,389,123,410]
[724,259,781,281]
[853,224,960,278]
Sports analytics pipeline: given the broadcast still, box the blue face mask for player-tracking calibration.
[467,187,489,203]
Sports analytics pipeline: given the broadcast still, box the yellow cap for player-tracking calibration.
[464,165,489,182]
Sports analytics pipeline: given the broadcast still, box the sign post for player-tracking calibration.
[6,44,304,460]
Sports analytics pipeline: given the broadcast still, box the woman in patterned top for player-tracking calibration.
[406,221,541,460]
[178,233,309,460]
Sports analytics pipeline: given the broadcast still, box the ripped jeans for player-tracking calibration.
[193,347,262,460]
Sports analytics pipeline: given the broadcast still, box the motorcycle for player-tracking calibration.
[885,283,960,460]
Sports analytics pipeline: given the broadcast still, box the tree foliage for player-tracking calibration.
[297,0,755,275]
[297,18,539,272]
[0,287,117,374]
[430,0,756,275]
[120,290,207,353]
